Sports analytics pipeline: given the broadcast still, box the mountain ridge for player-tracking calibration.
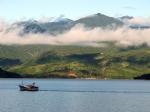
[10,13,123,35]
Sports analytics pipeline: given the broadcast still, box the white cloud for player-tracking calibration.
[127,17,150,25]
[0,21,150,47]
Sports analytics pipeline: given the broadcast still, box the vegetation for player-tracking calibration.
[0,68,21,78]
[0,44,150,79]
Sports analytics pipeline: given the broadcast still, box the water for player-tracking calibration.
[0,79,150,112]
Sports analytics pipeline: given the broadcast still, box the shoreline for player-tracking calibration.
[0,77,148,80]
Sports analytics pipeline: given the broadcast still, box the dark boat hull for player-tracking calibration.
[19,85,39,91]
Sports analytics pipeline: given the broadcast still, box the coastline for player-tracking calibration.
[0,77,148,80]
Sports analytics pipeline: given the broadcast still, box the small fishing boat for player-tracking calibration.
[19,82,39,91]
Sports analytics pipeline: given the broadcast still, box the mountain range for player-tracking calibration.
[11,13,124,35]
[9,13,150,35]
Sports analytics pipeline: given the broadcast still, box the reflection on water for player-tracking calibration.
[0,79,150,112]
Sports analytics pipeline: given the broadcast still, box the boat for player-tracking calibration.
[19,82,39,91]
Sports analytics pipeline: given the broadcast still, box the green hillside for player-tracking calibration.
[1,44,149,79]
[0,68,21,78]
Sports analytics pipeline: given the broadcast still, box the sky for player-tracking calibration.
[0,0,149,21]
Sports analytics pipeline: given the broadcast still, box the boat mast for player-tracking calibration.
[21,80,24,85]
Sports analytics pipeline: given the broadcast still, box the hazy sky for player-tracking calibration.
[0,0,149,21]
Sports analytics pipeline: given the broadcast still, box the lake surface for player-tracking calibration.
[0,79,150,112]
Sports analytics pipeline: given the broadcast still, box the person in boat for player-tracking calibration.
[27,82,36,88]
[32,82,35,86]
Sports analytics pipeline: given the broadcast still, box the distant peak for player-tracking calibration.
[120,16,134,20]
[96,13,103,16]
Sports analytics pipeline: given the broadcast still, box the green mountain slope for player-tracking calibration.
[0,68,22,78]
[1,44,149,79]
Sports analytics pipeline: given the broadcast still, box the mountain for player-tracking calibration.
[129,25,150,30]
[39,18,74,35]
[13,18,74,35]
[119,16,134,20]
[10,13,124,35]
[10,13,150,35]
[75,13,123,28]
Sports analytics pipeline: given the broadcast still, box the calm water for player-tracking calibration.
[0,79,150,112]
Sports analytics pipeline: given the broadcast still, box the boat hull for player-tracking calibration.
[19,85,39,91]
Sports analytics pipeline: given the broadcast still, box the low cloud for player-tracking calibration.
[127,17,150,25]
[0,20,150,47]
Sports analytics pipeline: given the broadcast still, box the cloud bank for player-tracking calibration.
[0,19,150,47]
[127,17,150,25]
